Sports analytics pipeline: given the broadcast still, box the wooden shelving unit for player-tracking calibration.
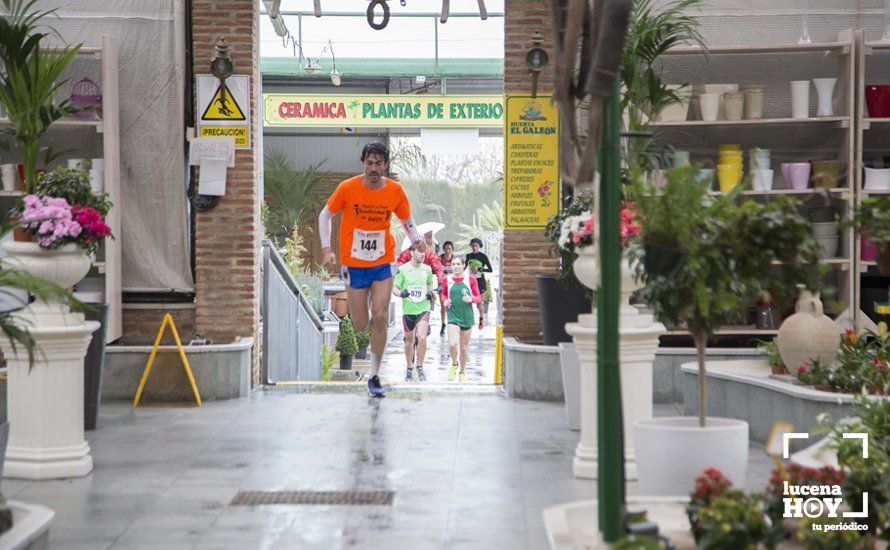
[0,36,121,343]
[653,31,858,335]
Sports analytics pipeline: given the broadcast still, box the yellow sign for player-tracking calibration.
[263,94,504,128]
[202,83,246,121]
[133,313,202,408]
[199,126,248,148]
[504,95,560,230]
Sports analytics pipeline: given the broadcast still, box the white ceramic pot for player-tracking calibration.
[813,78,837,117]
[654,85,692,122]
[634,417,749,496]
[573,245,597,290]
[791,80,810,119]
[816,236,839,259]
[752,169,774,191]
[776,287,840,372]
[865,167,890,191]
[1,242,91,290]
[811,221,838,238]
[1,164,17,191]
[699,93,719,121]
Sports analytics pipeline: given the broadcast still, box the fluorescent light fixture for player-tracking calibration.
[270,14,288,37]
[264,0,288,37]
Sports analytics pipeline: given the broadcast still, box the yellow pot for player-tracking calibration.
[717,166,743,192]
[718,143,741,153]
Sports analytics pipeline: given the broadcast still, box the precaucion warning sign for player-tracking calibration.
[503,95,559,230]
[197,75,250,149]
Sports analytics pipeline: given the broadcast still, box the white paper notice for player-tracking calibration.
[190,137,235,167]
[420,128,480,155]
[198,157,227,196]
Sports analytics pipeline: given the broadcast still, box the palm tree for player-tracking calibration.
[263,149,324,243]
[0,0,82,192]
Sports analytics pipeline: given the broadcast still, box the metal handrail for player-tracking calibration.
[262,239,324,331]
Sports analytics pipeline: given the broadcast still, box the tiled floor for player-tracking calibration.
[3,388,595,549]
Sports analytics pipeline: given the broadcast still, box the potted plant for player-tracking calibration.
[847,196,890,274]
[321,344,338,382]
[629,165,823,496]
[756,339,788,376]
[336,315,358,370]
[355,327,370,360]
[30,167,113,429]
[0,0,83,193]
[541,193,597,345]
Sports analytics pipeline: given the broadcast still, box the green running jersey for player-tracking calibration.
[394,263,434,315]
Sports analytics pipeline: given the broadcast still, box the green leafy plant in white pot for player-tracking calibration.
[628,165,824,496]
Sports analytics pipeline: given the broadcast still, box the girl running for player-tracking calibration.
[441,256,482,382]
[438,240,455,337]
[465,237,493,329]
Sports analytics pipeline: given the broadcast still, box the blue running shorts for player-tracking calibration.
[345,263,394,289]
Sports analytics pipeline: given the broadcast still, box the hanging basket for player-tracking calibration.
[70,77,102,121]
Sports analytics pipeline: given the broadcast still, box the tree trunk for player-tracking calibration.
[692,332,708,428]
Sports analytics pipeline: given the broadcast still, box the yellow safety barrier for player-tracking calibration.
[494,326,504,385]
[134,313,202,407]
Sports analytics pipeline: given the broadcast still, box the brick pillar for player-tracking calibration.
[192,1,261,383]
[503,1,559,342]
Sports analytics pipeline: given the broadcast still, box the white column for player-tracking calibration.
[2,307,98,479]
[567,304,664,480]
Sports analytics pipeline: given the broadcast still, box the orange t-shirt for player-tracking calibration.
[326,175,411,268]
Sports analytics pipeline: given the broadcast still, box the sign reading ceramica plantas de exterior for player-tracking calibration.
[504,95,559,230]
[262,94,504,128]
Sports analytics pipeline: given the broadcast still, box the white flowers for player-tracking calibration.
[558,211,593,248]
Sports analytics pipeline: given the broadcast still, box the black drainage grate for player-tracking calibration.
[230,491,395,507]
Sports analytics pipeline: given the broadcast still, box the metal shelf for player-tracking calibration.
[665,42,851,56]
[652,117,849,128]
[0,117,102,128]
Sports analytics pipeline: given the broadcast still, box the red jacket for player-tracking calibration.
[396,248,445,287]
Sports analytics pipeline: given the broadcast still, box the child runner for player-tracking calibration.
[441,256,482,382]
[392,244,436,382]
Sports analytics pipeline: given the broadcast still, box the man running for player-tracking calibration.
[393,244,436,382]
[441,256,482,383]
[320,142,423,397]
[438,240,456,337]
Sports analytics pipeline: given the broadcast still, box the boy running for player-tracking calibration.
[393,245,436,382]
[441,256,482,382]
[319,142,423,397]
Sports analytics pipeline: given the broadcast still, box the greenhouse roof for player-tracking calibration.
[262,57,503,78]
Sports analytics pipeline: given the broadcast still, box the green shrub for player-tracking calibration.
[321,345,338,381]
[336,316,358,357]
[355,327,370,351]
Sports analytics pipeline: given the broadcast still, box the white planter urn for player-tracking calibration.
[566,251,664,480]
[634,417,749,496]
[776,286,840,373]
[0,241,98,479]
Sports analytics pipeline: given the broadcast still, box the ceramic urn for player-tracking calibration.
[776,286,840,372]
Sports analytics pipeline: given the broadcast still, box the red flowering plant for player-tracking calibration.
[763,464,847,542]
[14,167,113,255]
[795,323,890,394]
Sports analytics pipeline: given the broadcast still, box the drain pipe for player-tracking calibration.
[185,0,197,284]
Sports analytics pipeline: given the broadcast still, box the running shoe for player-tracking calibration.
[459,372,467,383]
[440,324,446,337]
[416,365,427,381]
[368,375,386,397]
[405,368,414,382]
[478,319,485,330]
[448,363,459,382]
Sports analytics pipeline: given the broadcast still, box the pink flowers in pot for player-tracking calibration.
[563,203,641,249]
[19,194,111,254]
